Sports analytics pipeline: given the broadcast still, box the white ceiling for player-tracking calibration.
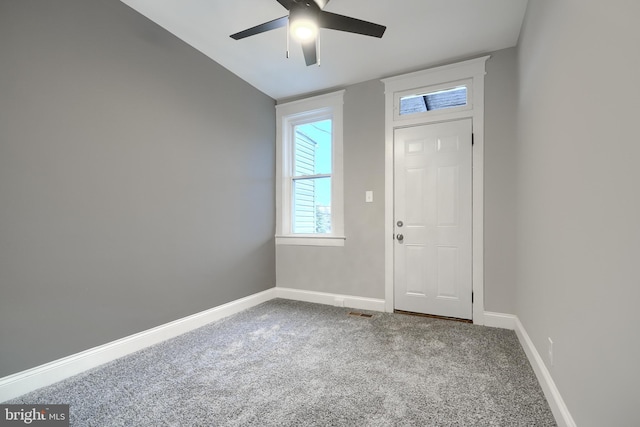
[120,0,528,100]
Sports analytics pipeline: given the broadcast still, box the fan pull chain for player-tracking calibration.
[286,20,290,59]
[317,32,321,66]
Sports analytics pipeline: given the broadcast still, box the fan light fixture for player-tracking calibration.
[290,18,318,42]
[230,0,386,67]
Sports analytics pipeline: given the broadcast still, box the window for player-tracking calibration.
[276,91,345,246]
[395,80,471,120]
[292,119,332,234]
[399,86,467,115]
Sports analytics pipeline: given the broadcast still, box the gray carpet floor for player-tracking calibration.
[7,299,556,426]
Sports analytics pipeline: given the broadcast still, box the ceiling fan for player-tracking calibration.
[230,0,386,66]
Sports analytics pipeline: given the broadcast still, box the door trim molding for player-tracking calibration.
[381,56,489,324]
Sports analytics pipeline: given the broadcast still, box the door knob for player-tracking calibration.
[396,233,404,242]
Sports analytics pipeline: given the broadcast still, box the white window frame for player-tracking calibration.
[275,90,345,247]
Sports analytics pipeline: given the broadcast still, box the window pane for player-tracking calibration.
[292,177,331,234]
[294,119,332,176]
[399,86,467,115]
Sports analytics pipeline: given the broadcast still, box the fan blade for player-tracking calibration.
[276,0,295,10]
[318,11,386,38]
[230,16,288,40]
[301,40,317,66]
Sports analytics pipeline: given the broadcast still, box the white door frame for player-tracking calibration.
[381,56,489,324]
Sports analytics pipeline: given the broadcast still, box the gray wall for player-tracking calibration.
[276,80,386,298]
[515,1,639,425]
[276,50,519,315]
[0,0,275,377]
[484,48,518,313]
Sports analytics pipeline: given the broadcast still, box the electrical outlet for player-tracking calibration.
[548,337,554,366]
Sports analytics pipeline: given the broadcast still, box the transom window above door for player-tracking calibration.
[399,85,468,115]
[394,79,472,121]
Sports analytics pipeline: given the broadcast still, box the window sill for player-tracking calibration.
[275,235,346,247]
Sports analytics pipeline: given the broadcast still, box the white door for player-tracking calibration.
[394,119,472,319]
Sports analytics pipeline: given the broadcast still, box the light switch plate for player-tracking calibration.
[365,191,373,203]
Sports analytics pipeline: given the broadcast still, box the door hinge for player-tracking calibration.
[472,133,475,146]
[472,291,474,304]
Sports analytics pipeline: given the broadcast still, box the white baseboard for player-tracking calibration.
[513,317,576,427]
[483,311,517,330]
[275,287,386,312]
[0,288,277,402]
[1,290,575,427]
[483,311,575,427]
